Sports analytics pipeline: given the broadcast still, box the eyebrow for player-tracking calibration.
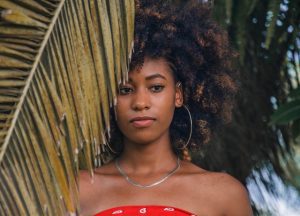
[146,73,167,80]
[128,73,167,82]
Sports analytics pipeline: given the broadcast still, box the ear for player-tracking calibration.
[175,82,183,107]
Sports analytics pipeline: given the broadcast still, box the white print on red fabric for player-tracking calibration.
[112,209,123,214]
[139,207,147,213]
[164,207,175,211]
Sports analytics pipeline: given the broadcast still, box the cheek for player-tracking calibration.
[153,90,176,111]
[165,104,176,125]
[115,100,129,131]
[151,94,176,125]
[115,111,141,143]
[115,105,125,122]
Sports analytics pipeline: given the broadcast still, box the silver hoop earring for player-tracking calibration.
[177,104,193,150]
[104,131,120,154]
[106,142,119,154]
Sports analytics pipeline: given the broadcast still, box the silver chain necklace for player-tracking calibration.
[115,157,181,188]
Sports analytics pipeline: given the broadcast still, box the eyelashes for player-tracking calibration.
[150,85,165,92]
[118,85,165,95]
[118,87,133,95]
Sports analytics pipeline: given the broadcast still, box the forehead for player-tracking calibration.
[128,58,175,82]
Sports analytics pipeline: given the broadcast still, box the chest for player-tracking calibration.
[90,178,223,216]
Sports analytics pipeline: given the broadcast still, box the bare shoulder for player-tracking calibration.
[181,161,253,216]
[182,161,248,195]
[210,172,253,215]
[79,169,93,198]
[79,161,116,193]
[204,171,249,200]
[79,161,116,215]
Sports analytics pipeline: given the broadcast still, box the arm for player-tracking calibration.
[220,174,253,216]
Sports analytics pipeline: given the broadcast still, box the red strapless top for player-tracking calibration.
[95,205,197,215]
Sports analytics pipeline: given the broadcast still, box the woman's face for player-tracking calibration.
[115,58,183,145]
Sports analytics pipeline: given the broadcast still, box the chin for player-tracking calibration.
[121,126,170,146]
[129,136,156,145]
[126,133,162,146]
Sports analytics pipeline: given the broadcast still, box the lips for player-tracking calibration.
[130,116,156,128]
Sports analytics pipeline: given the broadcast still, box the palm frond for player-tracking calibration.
[265,0,281,49]
[0,0,135,214]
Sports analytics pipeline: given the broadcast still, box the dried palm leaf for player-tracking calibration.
[0,0,135,214]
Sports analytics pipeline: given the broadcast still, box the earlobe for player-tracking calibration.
[175,82,183,107]
[175,100,183,108]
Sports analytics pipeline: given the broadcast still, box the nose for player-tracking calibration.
[131,88,151,111]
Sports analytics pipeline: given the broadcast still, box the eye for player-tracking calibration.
[150,85,165,93]
[119,87,133,95]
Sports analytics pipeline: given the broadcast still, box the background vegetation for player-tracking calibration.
[208,0,300,188]
[195,0,300,214]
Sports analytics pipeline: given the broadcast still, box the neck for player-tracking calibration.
[118,136,178,174]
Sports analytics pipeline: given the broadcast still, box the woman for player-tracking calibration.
[79,1,253,215]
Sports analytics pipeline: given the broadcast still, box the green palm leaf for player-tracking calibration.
[0,0,135,214]
[269,99,300,124]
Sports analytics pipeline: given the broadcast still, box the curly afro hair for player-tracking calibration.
[108,0,238,158]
